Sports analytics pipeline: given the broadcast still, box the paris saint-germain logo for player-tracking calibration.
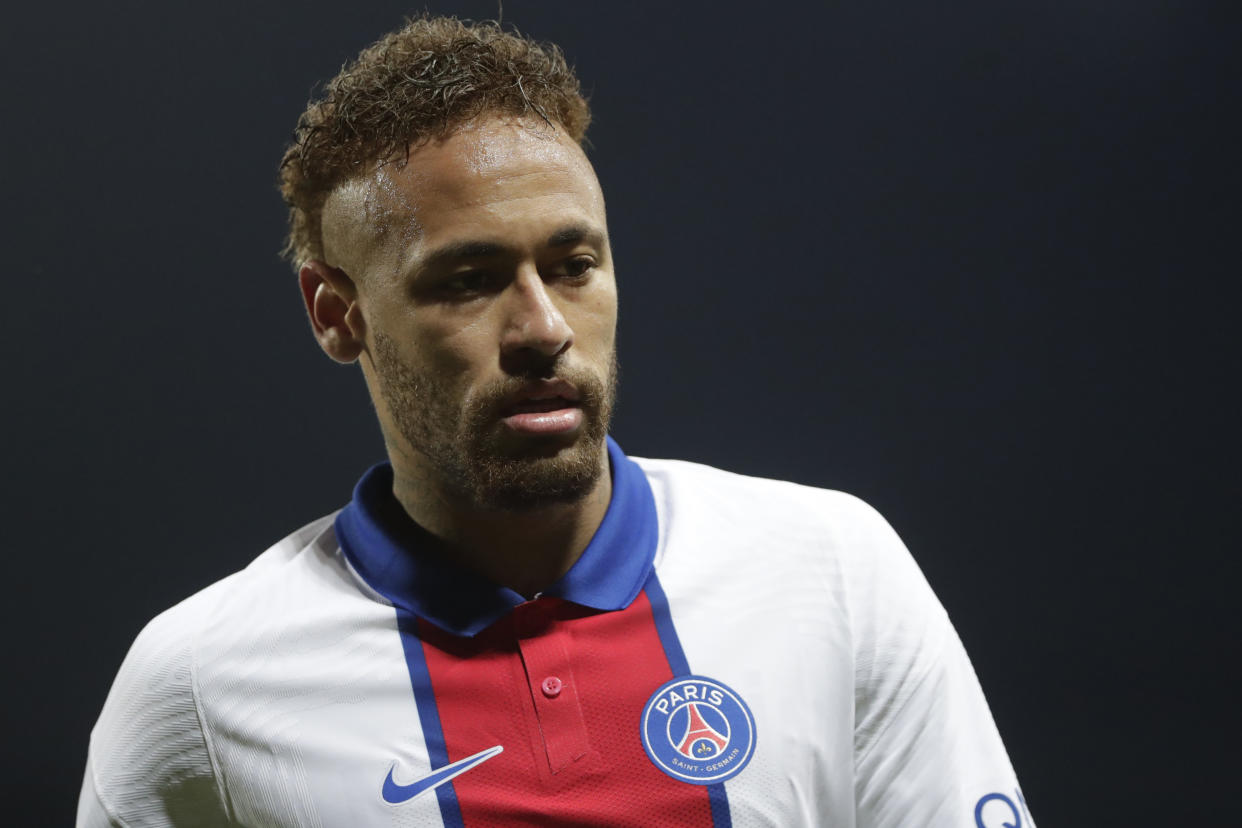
[640,675,756,784]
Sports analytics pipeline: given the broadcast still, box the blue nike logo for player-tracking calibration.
[381,745,504,805]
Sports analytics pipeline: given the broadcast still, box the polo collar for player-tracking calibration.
[334,437,658,637]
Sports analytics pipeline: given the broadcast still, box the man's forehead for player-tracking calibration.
[378,118,596,209]
[320,116,601,275]
[445,116,587,179]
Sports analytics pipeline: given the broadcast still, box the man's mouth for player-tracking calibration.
[498,381,584,436]
[506,397,578,414]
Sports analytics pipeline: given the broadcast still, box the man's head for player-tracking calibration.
[281,17,617,513]
[279,15,591,270]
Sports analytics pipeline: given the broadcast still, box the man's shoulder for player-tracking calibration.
[632,453,855,499]
[629,452,919,595]
[132,511,346,658]
[237,511,342,577]
[85,512,349,823]
[631,453,889,535]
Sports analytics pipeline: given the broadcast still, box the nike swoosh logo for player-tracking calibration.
[381,745,504,805]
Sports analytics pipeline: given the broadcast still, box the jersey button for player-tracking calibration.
[541,676,563,698]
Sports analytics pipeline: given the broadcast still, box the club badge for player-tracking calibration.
[640,675,756,784]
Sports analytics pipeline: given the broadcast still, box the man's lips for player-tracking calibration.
[506,397,578,414]
[498,380,581,415]
[498,381,583,435]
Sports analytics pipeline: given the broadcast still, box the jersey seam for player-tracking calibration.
[839,537,860,768]
[87,746,136,828]
[853,609,950,769]
[189,605,235,823]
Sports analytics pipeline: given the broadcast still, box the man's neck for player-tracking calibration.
[388,449,612,599]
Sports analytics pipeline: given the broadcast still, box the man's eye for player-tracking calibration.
[559,257,596,280]
[443,271,495,293]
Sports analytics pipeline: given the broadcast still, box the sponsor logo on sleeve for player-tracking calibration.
[975,788,1033,828]
[640,675,756,784]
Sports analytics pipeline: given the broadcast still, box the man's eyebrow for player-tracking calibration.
[418,239,509,271]
[546,224,607,249]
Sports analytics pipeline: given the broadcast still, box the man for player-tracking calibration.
[80,16,1033,828]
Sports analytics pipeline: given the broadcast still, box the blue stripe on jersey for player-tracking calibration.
[643,572,690,676]
[707,785,734,827]
[396,608,465,828]
[644,572,734,828]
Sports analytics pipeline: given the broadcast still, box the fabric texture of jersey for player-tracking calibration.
[79,439,1034,827]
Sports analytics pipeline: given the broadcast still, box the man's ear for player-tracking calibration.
[298,260,366,364]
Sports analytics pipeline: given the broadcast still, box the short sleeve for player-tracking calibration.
[842,498,1035,828]
[78,602,230,828]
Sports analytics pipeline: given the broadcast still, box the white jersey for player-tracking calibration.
[79,439,1033,827]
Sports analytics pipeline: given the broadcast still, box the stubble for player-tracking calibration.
[371,330,617,511]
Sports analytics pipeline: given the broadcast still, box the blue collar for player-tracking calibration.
[334,437,658,637]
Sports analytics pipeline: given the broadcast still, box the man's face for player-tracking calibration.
[322,117,618,510]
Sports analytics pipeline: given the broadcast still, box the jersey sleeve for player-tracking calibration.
[78,599,231,828]
[840,497,1035,828]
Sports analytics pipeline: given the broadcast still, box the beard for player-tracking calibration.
[371,331,617,511]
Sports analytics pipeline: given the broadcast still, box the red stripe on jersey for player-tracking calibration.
[418,589,716,826]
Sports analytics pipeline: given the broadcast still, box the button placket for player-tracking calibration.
[514,601,590,773]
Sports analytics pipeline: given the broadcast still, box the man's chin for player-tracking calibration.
[466,435,606,511]
[491,425,587,459]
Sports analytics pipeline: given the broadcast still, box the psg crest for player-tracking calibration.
[640,675,756,784]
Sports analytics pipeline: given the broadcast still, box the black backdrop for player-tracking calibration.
[4,1,1237,824]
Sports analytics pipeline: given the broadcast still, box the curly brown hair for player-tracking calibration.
[277,15,591,270]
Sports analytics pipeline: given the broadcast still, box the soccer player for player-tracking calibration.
[79,16,1034,828]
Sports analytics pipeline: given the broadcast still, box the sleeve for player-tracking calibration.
[78,604,231,828]
[842,498,1035,828]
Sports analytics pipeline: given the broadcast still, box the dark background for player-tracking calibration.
[4,0,1237,824]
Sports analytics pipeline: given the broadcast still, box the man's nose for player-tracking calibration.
[499,267,574,364]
